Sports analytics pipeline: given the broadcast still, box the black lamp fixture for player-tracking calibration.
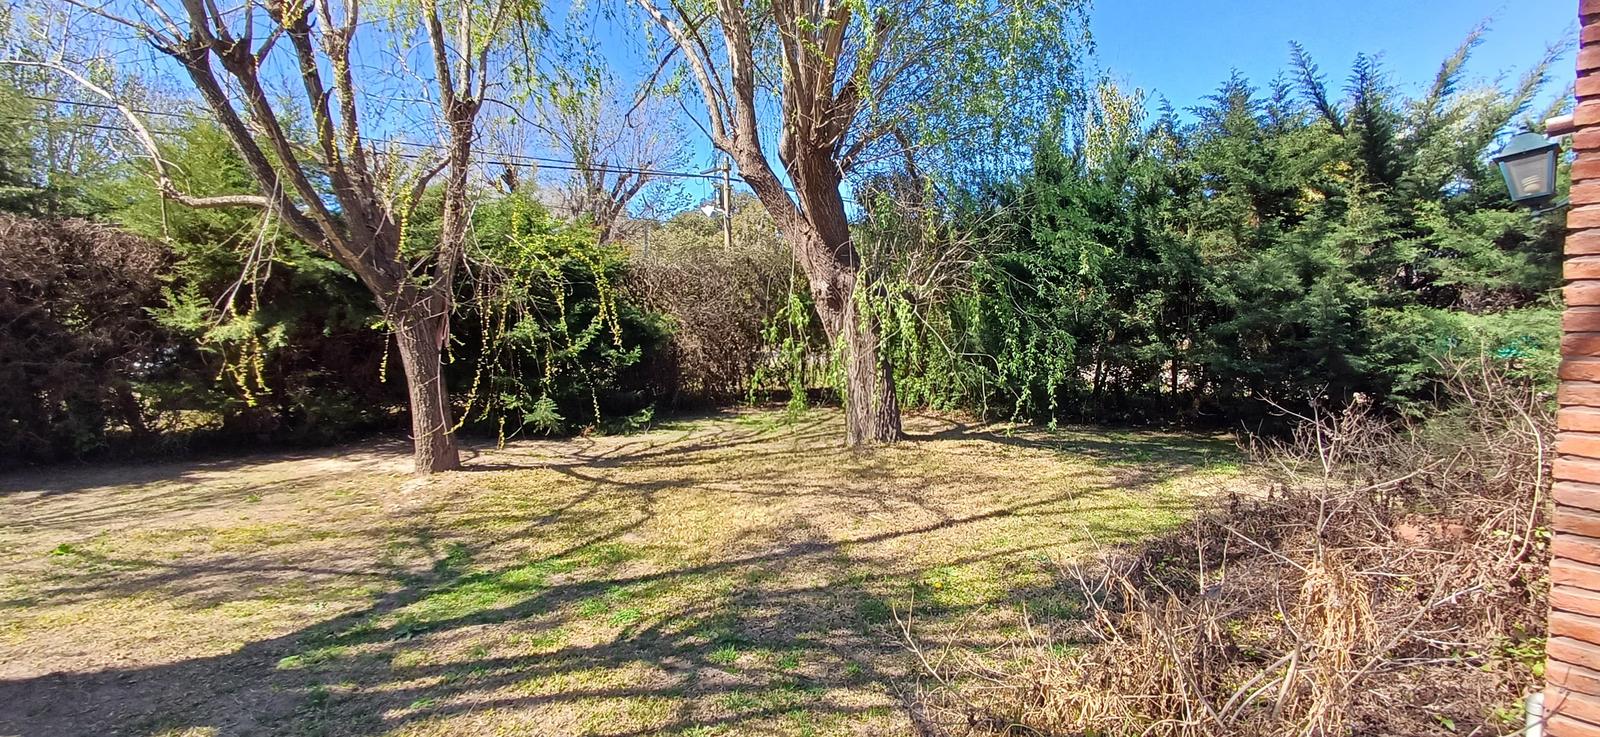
[1492,131,1561,206]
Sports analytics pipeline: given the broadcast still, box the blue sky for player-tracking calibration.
[626,0,1580,211]
[1092,0,1575,116]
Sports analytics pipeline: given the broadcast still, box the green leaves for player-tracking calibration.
[887,30,1562,426]
[448,194,667,438]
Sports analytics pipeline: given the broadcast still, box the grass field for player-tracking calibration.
[0,409,1244,737]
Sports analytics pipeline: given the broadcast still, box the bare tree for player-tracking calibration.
[527,74,689,243]
[24,0,531,473]
[630,0,1089,446]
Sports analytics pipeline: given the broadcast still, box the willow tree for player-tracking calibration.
[631,0,1089,445]
[39,0,533,472]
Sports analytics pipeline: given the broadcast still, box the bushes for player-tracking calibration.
[888,40,1563,427]
[447,195,669,437]
[904,359,1552,735]
[0,205,397,466]
[0,215,173,462]
[100,122,397,447]
[625,196,798,403]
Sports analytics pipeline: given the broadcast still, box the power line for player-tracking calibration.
[20,95,723,181]
[16,96,859,204]
[24,94,192,119]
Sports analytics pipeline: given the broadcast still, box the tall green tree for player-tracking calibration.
[34,0,539,472]
[630,0,1091,446]
[899,31,1565,425]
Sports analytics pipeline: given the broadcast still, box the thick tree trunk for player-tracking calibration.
[805,269,901,446]
[838,282,903,446]
[111,382,151,439]
[392,309,461,474]
[721,115,903,446]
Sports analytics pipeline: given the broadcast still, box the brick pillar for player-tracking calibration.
[1547,3,1600,734]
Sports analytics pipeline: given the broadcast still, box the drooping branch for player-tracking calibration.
[0,59,283,213]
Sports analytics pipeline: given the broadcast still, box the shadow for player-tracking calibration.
[0,409,1235,736]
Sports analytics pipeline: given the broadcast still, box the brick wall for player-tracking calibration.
[1547,3,1600,734]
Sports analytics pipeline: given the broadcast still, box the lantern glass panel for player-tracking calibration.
[1497,150,1556,202]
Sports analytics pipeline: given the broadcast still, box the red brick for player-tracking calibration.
[1560,458,1600,486]
[1586,0,1600,15]
[1557,481,1600,512]
[1575,282,1600,307]
[1562,381,1600,407]
[1556,586,1600,619]
[1587,24,1600,45]
[1554,557,1600,593]
[1564,540,1600,575]
[1582,104,1600,129]
[1574,306,1600,330]
[1562,509,1600,541]
[1555,661,1600,698]
[1579,129,1600,153]
[1565,363,1600,385]
[1573,692,1600,729]
[1579,158,1600,183]
[1575,283,1600,308]
[1576,332,1600,357]
[1584,47,1600,73]
[1580,181,1600,207]
[1565,406,1600,431]
[1568,333,1600,357]
[1562,432,1600,457]
[1553,636,1600,673]
[1548,711,1600,737]
[1574,207,1600,229]
[1556,611,1600,646]
[1576,258,1600,280]
[1571,231,1600,256]
[1553,686,1600,729]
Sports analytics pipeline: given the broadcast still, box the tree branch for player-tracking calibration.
[633,0,730,145]
[0,58,275,215]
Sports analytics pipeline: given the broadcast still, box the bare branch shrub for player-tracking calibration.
[904,358,1553,736]
[0,214,171,462]
[626,197,797,403]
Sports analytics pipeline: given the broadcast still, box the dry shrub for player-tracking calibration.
[0,214,173,463]
[905,359,1553,736]
[627,200,795,402]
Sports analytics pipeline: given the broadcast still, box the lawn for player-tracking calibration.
[0,409,1243,737]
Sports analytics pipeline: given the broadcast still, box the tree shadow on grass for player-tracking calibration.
[0,413,1231,737]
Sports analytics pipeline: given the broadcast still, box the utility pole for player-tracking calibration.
[699,157,734,250]
[720,158,733,251]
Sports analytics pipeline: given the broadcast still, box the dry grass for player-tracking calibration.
[0,408,1242,737]
[903,364,1552,737]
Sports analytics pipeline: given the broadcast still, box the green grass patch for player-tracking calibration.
[277,644,350,670]
[0,408,1245,737]
[707,643,739,665]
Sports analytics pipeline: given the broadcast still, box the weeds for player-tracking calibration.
[903,359,1553,736]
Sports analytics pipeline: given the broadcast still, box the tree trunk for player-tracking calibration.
[111,382,151,439]
[738,163,902,445]
[392,308,461,474]
[788,226,903,447]
[839,283,902,446]
[1169,351,1180,396]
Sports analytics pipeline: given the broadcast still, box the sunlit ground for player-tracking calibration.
[0,408,1244,737]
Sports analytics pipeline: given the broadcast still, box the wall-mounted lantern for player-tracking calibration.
[1492,131,1561,206]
